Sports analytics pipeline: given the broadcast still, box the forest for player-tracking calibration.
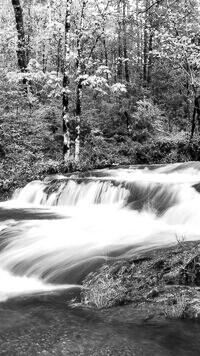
[2,2,200,352]
[1,0,200,197]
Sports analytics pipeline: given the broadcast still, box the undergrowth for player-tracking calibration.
[81,265,127,309]
[1,102,200,200]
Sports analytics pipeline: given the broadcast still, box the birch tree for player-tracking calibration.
[63,0,72,162]
[74,0,87,163]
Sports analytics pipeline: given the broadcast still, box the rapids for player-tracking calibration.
[1,161,200,301]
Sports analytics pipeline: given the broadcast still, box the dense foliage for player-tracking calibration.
[1,0,200,197]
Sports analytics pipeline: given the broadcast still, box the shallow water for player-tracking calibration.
[1,292,200,356]
[1,162,200,354]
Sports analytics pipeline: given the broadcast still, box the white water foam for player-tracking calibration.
[1,162,200,301]
[0,268,78,302]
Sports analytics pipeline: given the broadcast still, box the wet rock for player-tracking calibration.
[153,259,165,271]
[145,288,160,299]
[185,297,200,319]
[163,271,180,285]
[81,241,200,319]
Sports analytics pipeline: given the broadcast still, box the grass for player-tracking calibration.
[175,233,187,248]
[164,295,188,319]
[81,265,127,309]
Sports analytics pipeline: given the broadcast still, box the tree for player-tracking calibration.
[11,0,27,73]
[63,0,72,162]
[1,0,200,173]
[122,0,130,83]
[74,0,87,163]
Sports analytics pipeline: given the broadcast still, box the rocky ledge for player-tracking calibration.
[81,241,200,320]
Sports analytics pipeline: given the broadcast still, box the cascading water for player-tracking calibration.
[1,161,200,302]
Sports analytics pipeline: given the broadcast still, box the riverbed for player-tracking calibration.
[1,291,200,356]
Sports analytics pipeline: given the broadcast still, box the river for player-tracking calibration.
[1,162,200,355]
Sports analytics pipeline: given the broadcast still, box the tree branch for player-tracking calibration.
[138,0,162,15]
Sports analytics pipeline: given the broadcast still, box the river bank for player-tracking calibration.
[81,241,200,321]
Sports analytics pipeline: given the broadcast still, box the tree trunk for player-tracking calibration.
[190,95,200,140]
[75,81,82,162]
[135,0,141,67]
[74,0,87,163]
[57,35,62,75]
[147,30,153,83]
[26,0,32,65]
[143,0,149,83]
[122,0,129,83]
[11,0,27,72]
[42,44,47,73]
[103,37,109,81]
[63,0,72,162]
[117,0,123,82]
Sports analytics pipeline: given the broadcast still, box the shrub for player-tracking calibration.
[134,132,192,164]
[81,265,127,309]
[131,99,165,143]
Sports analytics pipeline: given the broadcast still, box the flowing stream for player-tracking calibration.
[1,162,200,355]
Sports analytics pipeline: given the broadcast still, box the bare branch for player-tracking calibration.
[138,0,163,15]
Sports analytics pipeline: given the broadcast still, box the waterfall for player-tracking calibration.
[1,161,200,301]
